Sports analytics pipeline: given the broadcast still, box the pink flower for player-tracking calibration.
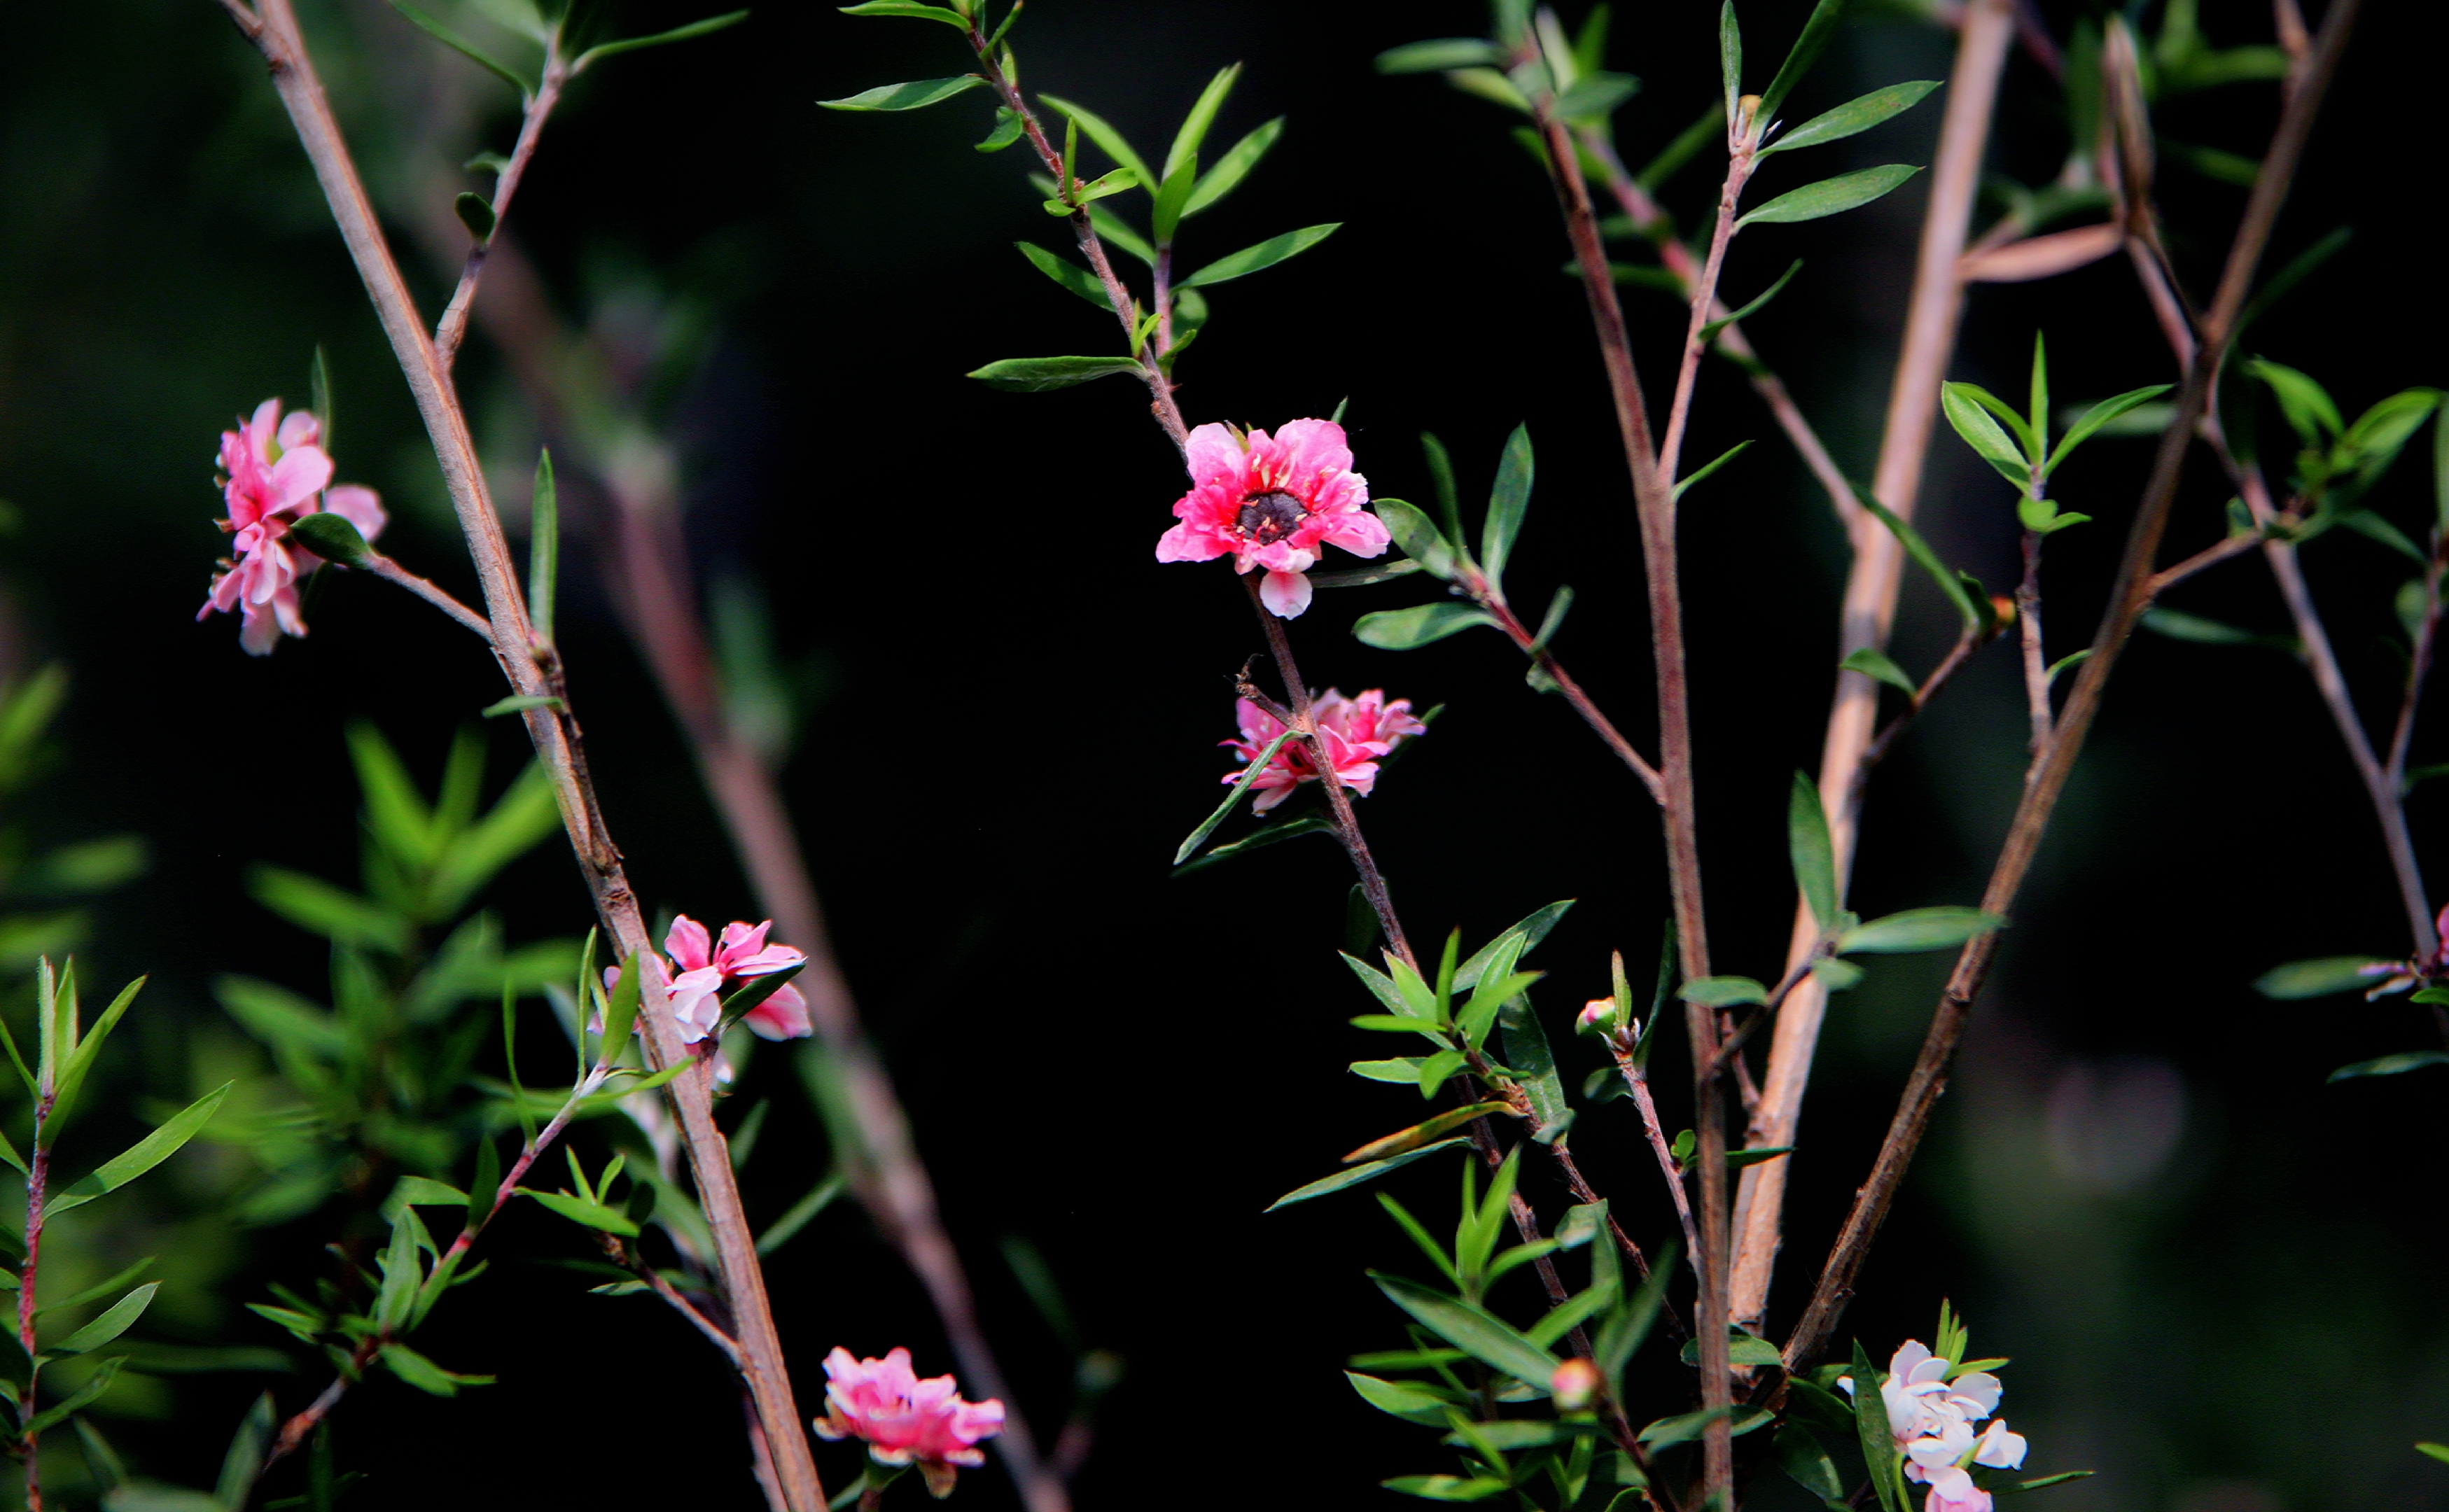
[1550,1358,1601,1410]
[1224,688,1425,814]
[199,399,389,654]
[667,916,812,1041]
[606,954,726,1046]
[812,1347,1005,1497]
[1156,419,1388,618]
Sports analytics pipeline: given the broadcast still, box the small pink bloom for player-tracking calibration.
[665,915,814,1042]
[1156,419,1388,619]
[604,955,725,1046]
[1223,688,1425,814]
[812,1347,1005,1497]
[198,398,387,655]
[1550,1358,1601,1410]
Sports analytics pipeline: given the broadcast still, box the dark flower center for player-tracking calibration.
[1238,490,1309,545]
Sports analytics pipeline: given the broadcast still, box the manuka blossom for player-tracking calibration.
[198,399,389,654]
[1839,1340,2023,1512]
[812,1347,1005,1497]
[1577,998,1615,1035]
[1225,688,1426,813]
[666,915,812,1041]
[602,916,814,1047]
[1156,418,1388,618]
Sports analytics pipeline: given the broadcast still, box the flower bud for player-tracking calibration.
[1576,998,1614,1035]
[1551,1358,1602,1410]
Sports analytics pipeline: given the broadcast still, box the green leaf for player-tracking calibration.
[837,0,968,22]
[22,1355,125,1438]
[1942,383,2034,484]
[1355,603,1497,650]
[1311,559,1428,589]
[384,0,536,97]
[2254,956,2388,998]
[965,355,1143,392]
[1414,1049,1466,1096]
[1481,424,1534,585]
[1044,167,1136,214]
[2329,1051,2449,1082]
[1175,728,1299,864]
[1040,96,1154,189]
[1351,1014,1455,1040]
[1164,63,1241,182]
[1498,996,1570,1139]
[1845,486,1979,637]
[1266,1136,1472,1211]
[1761,79,1940,155]
[1997,1471,2095,1494]
[51,974,146,1135]
[1182,117,1285,218]
[1727,1144,1794,1170]
[1718,0,1743,126]
[1349,1057,1429,1084]
[1374,498,1458,580]
[2044,648,2093,687]
[2049,384,2175,472]
[1640,1404,1773,1447]
[977,106,1026,153]
[480,692,563,721]
[570,8,749,70]
[524,1187,641,1236]
[375,1210,424,1331]
[1556,72,1640,120]
[1754,0,1849,118]
[2417,1443,2449,1466]
[1701,259,1801,342]
[377,1342,491,1397]
[430,762,561,915]
[598,949,643,1065]
[250,867,409,953]
[2247,358,2342,444]
[1853,1340,1906,1512]
[288,509,375,567]
[48,1083,232,1217]
[50,1282,158,1355]
[1346,1370,1457,1425]
[1168,811,1334,874]
[385,1175,470,1215]
[1681,974,1768,1007]
[1381,1475,1511,1502]
[1375,38,1500,73]
[1457,934,1530,1048]
[819,75,988,112]
[1789,771,1839,930]
[1341,1107,1508,1166]
[1178,223,1340,289]
[452,190,496,242]
[1370,1273,1561,1387]
[1774,1422,1850,1509]
[1843,648,1918,696]
[529,448,558,643]
[1835,906,2002,954]
[214,1392,277,1512]
[2140,608,2295,650]
[757,1172,845,1256]
[1736,164,1921,229]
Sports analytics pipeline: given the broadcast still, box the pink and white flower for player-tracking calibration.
[606,953,726,1046]
[1224,688,1426,814]
[1839,1336,2028,1512]
[199,398,389,654]
[1156,418,1388,618]
[812,1346,1005,1497]
[666,915,812,1041]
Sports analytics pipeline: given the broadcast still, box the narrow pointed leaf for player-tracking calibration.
[1375,38,1500,73]
[1842,647,1918,695]
[47,1083,232,1217]
[1374,498,1458,580]
[1853,484,1979,633]
[1481,424,1533,584]
[1853,1340,1906,1512]
[1183,117,1285,217]
[819,75,988,111]
[1267,1136,1472,1210]
[2049,384,2177,472]
[1718,1,1743,125]
[529,449,558,642]
[1343,1102,1509,1165]
[50,1282,159,1355]
[1039,96,1153,188]
[837,0,967,21]
[1755,0,1849,117]
[1942,384,2034,483]
[1761,80,1939,155]
[1165,64,1241,180]
[1789,773,1837,929]
[1700,260,1801,340]
[1176,729,1298,864]
[1178,223,1340,288]
[966,356,1142,392]
[1355,603,1495,650]
[1835,906,2002,954]
[597,950,643,1065]
[1372,1272,1561,1387]
[1736,164,1920,229]
[573,9,748,71]
[1673,439,1754,500]
[385,0,536,95]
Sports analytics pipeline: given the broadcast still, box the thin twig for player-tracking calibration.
[1852,626,1984,792]
[1729,0,2018,1330]
[1532,65,1729,1506]
[221,5,823,1503]
[1654,118,1758,484]
[1460,566,1666,804]
[2015,530,2051,752]
[358,551,494,638]
[435,59,566,373]
[1781,0,2364,1373]
[1609,1040,1701,1274]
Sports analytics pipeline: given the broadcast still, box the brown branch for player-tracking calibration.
[1781,0,2364,1373]
[1852,626,1985,790]
[1654,123,1759,484]
[223,5,823,1504]
[1463,568,1666,804]
[358,550,494,638]
[2014,528,2052,752]
[1533,77,1728,1504]
[1729,0,2018,1330]
[434,59,566,374]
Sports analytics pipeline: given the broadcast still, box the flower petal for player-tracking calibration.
[1258,568,1313,619]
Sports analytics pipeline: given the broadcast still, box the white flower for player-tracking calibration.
[1973,1419,2028,1469]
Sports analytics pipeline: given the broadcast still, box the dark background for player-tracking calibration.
[3,0,2445,1508]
